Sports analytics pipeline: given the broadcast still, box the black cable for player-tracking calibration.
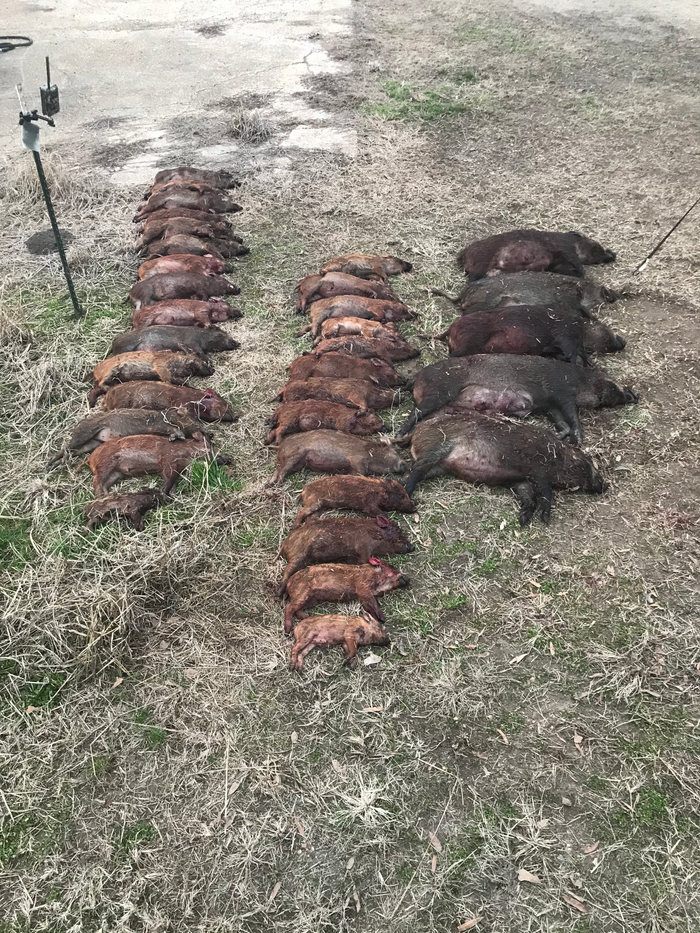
[0,36,33,53]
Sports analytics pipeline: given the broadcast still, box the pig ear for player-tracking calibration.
[203,390,215,398]
[368,557,381,566]
[376,515,390,528]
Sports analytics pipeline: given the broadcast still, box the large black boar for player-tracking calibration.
[457,230,616,280]
[109,325,239,358]
[397,354,638,442]
[437,271,619,314]
[403,412,606,524]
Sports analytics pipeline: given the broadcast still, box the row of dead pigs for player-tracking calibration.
[56,166,247,528]
[265,230,638,668]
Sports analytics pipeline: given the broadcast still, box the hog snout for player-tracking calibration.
[603,249,616,263]
[398,574,411,588]
[624,387,639,403]
[613,335,626,351]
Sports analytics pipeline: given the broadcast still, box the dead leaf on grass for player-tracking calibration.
[518,868,541,884]
[563,893,587,913]
[26,706,39,714]
[363,652,381,666]
[583,841,600,854]
[457,918,483,931]
[361,706,383,712]
[510,653,527,665]
[431,854,437,872]
[111,677,124,688]
[332,759,347,779]
[428,831,442,852]
[294,817,305,837]
[268,881,281,902]
[496,728,509,745]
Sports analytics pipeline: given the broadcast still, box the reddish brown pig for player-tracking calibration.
[265,401,384,445]
[276,515,414,596]
[109,325,239,358]
[297,295,415,337]
[137,216,239,247]
[131,298,242,329]
[288,353,404,388]
[268,430,408,485]
[439,305,587,364]
[275,378,396,411]
[135,187,241,219]
[295,272,399,312]
[312,336,420,363]
[142,235,249,260]
[292,476,415,528]
[284,559,409,632]
[457,230,616,280]
[88,432,227,497]
[128,273,239,310]
[290,613,390,671]
[89,352,214,406]
[69,407,202,454]
[319,254,413,282]
[152,166,240,189]
[137,254,231,280]
[134,206,231,227]
[316,316,400,343]
[403,412,606,524]
[84,488,168,531]
[102,383,237,422]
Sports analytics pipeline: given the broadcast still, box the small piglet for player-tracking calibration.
[298,296,414,337]
[89,432,227,497]
[444,270,619,314]
[276,515,415,596]
[457,230,616,279]
[312,335,420,363]
[137,254,231,280]
[295,272,399,312]
[129,273,240,310]
[268,430,408,485]
[289,613,390,671]
[292,476,415,528]
[276,378,396,411]
[102,383,237,422]
[316,316,400,343]
[265,401,384,445]
[288,353,404,387]
[109,325,239,358]
[284,558,410,632]
[404,412,606,524]
[89,351,214,406]
[84,488,168,531]
[131,298,241,329]
[319,254,413,282]
[69,408,202,455]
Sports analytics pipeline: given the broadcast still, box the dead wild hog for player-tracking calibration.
[131,299,241,329]
[441,271,619,314]
[69,407,202,455]
[89,351,214,406]
[288,353,404,387]
[152,166,240,189]
[134,206,230,226]
[134,187,241,220]
[102,383,237,422]
[88,432,227,497]
[312,335,420,363]
[128,273,240,310]
[297,295,415,337]
[457,230,616,280]
[397,354,638,443]
[295,272,399,312]
[268,430,408,485]
[138,215,239,247]
[284,558,409,632]
[319,254,413,282]
[84,488,168,532]
[141,234,249,261]
[440,305,587,364]
[137,254,231,280]
[289,613,390,671]
[109,325,239,358]
[265,401,384,446]
[275,378,397,411]
[292,476,415,528]
[316,316,400,343]
[276,515,415,596]
[403,412,606,524]
[584,316,627,354]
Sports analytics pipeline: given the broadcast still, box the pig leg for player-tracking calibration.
[402,442,451,497]
[547,404,583,445]
[264,427,284,445]
[268,453,298,486]
[538,484,553,524]
[342,633,359,669]
[291,503,323,529]
[93,469,123,498]
[161,464,184,496]
[356,585,385,623]
[512,481,537,526]
[290,633,322,671]
[277,558,307,597]
[284,596,311,634]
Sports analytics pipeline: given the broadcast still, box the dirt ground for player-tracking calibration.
[1,1,700,931]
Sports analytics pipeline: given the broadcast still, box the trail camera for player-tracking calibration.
[40,57,59,118]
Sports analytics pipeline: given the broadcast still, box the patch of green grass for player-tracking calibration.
[115,820,156,854]
[21,672,66,709]
[363,79,488,123]
[0,519,34,570]
[0,816,33,866]
[459,23,537,53]
[635,786,669,828]
[133,708,167,749]
[437,66,478,85]
[475,556,500,576]
[440,592,470,611]
[498,710,525,734]
[188,460,243,492]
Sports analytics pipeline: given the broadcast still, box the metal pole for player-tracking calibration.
[31,149,84,318]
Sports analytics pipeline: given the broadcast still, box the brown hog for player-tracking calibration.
[457,230,616,280]
[137,215,239,248]
[403,412,606,524]
[292,476,415,528]
[265,401,384,445]
[128,274,240,310]
[84,488,168,532]
[142,235,249,260]
[288,353,404,388]
[134,187,241,220]
[134,206,231,227]
[102,383,237,423]
[312,336,420,363]
[69,408,202,455]
[131,299,242,329]
[290,613,390,671]
[316,316,400,343]
[275,378,396,411]
[440,305,587,364]
[276,515,415,596]
[295,272,399,312]
[297,295,415,337]
[319,254,413,282]
[268,430,408,485]
[152,166,240,189]
[88,432,227,497]
[442,271,619,314]
[89,351,214,406]
[109,325,239,358]
[137,254,231,280]
[284,559,409,632]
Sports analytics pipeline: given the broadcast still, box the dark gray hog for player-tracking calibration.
[68,408,203,455]
[436,271,619,314]
[109,325,239,358]
[129,273,240,310]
